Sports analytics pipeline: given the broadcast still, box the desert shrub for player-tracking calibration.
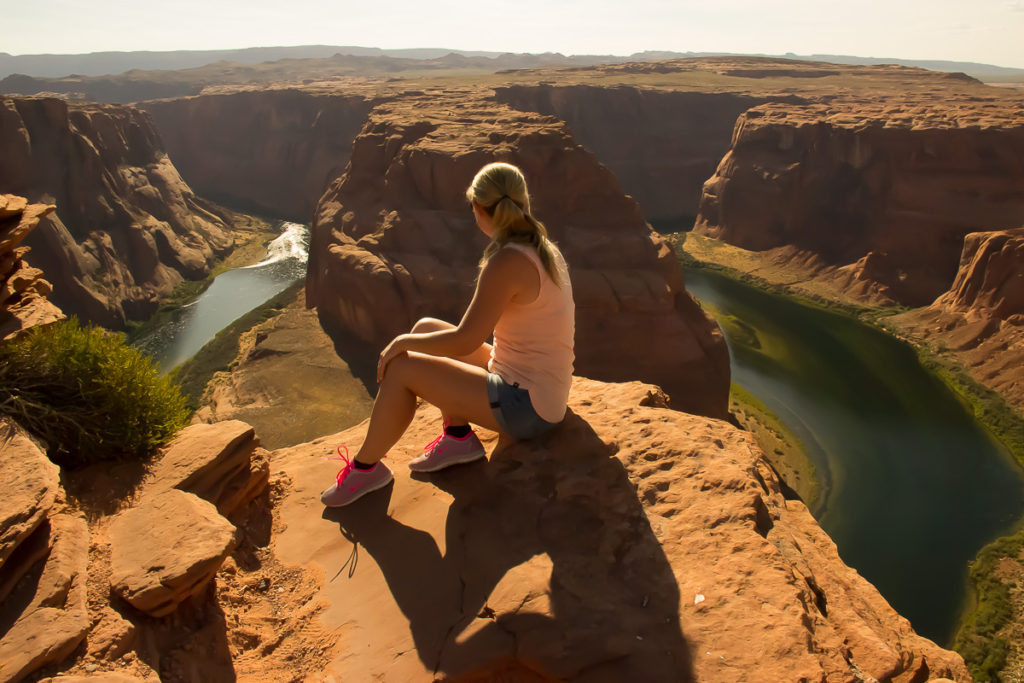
[954,527,1024,682]
[0,317,189,466]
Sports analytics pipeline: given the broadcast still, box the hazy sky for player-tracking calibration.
[5,0,1024,68]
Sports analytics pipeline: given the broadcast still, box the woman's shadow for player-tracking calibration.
[322,410,694,681]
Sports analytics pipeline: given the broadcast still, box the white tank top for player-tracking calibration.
[487,242,575,422]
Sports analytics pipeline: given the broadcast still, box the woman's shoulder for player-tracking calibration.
[492,242,540,268]
[485,246,535,282]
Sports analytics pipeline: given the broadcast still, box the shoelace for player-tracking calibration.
[328,444,354,484]
[423,419,451,453]
[423,432,445,452]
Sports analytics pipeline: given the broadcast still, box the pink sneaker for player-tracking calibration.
[321,445,393,507]
[409,426,486,472]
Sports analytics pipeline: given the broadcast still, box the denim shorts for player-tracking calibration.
[486,372,559,440]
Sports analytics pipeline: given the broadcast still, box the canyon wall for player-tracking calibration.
[495,85,770,227]
[695,102,1024,307]
[142,90,374,221]
[894,225,1024,411]
[938,226,1024,320]
[306,88,731,417]
[0,97,236,328]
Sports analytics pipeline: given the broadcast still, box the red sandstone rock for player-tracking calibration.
[695,103,1024,307]
[0,194,28,218]
[0,97,236,328]
[271,376,969,681]
[108,489,237,617]
[0,419,61,578]
[38,675,145,683]
[892,226,1024,412]
[938,226,1024,320]
[142,91,373,221]
[494,85,767,224]
[305,90,730,417]
[0,514,90,683]
[145,420,268,517]
[85,608,137,661]
[0,196,63,338]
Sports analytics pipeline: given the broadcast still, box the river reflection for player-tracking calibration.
[136,222,309,371]
[684,265,1024,645]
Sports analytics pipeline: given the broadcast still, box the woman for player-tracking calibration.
[321,162,575,507]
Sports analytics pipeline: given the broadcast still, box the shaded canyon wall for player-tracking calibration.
[695,103,1024,307]
[494,85,771,227]
[142,91,374,221]
[0,97,237,328]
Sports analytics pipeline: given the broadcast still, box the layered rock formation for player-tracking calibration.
[142,90,373,220]
[0,96,237,328]
[273,376,969,681]
[0,194,63,339]
[304,88,730,417]
[938,226,1024,320]
[695,99,1024,307]
[893,226,1024,411]
[0,418,269,682]
[0,420,90,683]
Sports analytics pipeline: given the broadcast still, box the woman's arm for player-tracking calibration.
[377,249,537,381]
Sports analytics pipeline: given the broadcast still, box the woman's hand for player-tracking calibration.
[377,334,412,382]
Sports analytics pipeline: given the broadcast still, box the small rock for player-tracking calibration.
[87,608,137,660]
[109,489,237,617]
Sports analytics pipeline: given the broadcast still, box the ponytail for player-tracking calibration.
[467,163,563,286]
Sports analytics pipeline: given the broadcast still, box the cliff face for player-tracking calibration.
[305,88,731,418]
[695,103,1024,307]
[142,91,374,221]
[494,85,770,226]
[893,226,1024,411]
[938,226,1024,320]
[0,97,236,328]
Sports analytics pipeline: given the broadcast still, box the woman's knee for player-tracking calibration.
[383,351,427,386]
[411,317,453,334]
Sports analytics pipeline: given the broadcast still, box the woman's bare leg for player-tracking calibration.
[353,352,501,465]
[409,318,493,427]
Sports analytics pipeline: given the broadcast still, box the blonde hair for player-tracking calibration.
[466,162,563,286]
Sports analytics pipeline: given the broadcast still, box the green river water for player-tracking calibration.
[683,265,1024,645]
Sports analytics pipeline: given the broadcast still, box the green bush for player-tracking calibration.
[0,318,189,466]
[954,527,1024,681]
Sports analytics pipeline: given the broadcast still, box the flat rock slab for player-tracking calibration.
[109,489,237,617]
[0,514,90,683]
[146,420,265,517]
[0,419,61,568]
[272,376,970,682]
